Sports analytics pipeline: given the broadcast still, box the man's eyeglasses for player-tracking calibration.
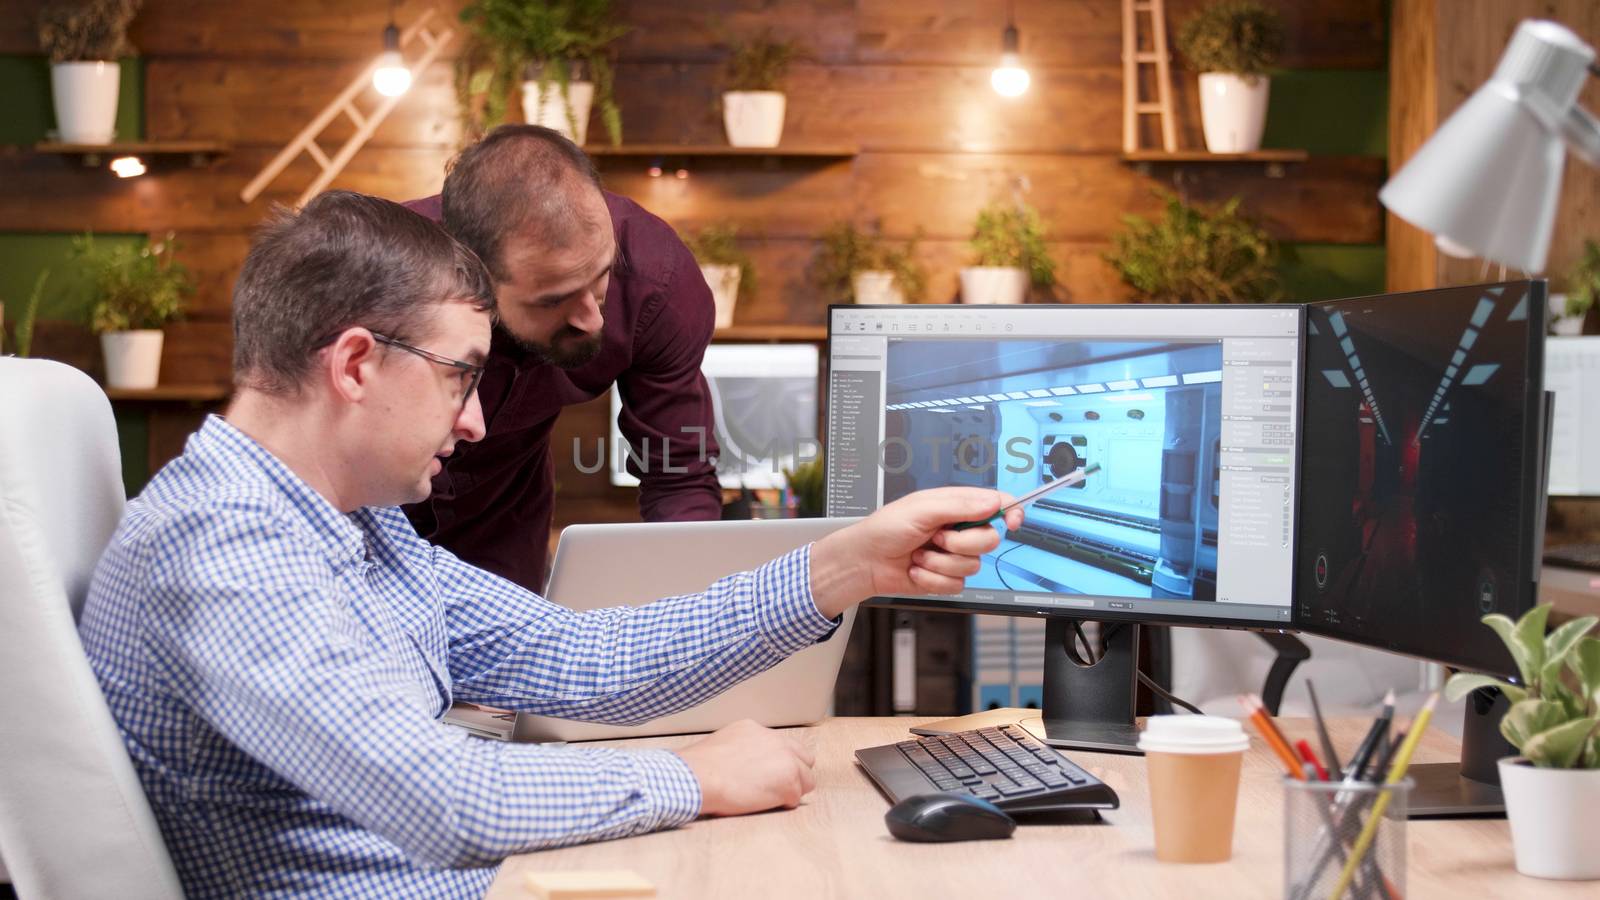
[370,332,485,413]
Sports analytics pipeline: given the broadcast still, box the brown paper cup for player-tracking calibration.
[1145,748,1245,863]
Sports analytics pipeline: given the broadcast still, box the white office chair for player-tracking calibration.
[0,357,184,899]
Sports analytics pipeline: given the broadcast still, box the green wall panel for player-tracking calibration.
[0,55,142,145]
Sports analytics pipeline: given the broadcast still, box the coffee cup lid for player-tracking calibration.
[1137,714,1250,754]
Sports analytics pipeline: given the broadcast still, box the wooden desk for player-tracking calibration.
[487,717,1593,900]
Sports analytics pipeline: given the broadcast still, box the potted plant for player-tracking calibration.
[1444,604,1600,880]
[457,0,627,145]
[37,0,139,145]
[1,271,50,358]
[809,222,926,306]
[682,223,755,329]
[1555,239,1600,336]
[1176,0,1284,153]
[76,232,190,389]
[782,454,826,518]
[721,29,805,148]
[1106,189,1281,303]
[962,202,1054,304]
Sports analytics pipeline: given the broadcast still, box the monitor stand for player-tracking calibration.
[1406,687,1511,818]
[911,619,1145,755]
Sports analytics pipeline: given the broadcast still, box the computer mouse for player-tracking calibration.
[885,792,1017,842]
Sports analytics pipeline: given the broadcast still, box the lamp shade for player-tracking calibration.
[1379,20,1596,274]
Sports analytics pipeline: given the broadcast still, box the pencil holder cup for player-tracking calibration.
[1283,777,1410,900]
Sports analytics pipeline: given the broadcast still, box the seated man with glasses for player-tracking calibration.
[77,190,1020,898]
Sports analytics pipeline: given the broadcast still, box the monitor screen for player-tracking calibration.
[1545,336,1600,497]
[827,305,1303,629]
[610,343,819,489]
[1296,282,1545,675]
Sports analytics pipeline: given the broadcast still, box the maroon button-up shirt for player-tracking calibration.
[402,192,722,590]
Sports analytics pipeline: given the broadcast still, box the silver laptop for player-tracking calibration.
[514,516,861,742]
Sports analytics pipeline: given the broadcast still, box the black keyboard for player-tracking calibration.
[1546,542,1600,573]
[855,724,1120,815]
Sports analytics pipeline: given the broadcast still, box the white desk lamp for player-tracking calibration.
[1380,20,1600,274]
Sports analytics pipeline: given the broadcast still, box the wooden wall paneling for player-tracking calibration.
[611,62,1132,153]
[0,0,1385,73]
[144,59,463,148]
[167,229,254,319]
[1386,0,1438,293]
[852,153,1384,244]
[600,155,1381,248]
[846,0,1384,69]
[159,320,234,385]
[0,147,453,232]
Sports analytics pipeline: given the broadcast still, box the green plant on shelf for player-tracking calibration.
[809,222,926,305]
[456,0,627,144]
[1175,0,1284,78]
[74,231,190,334]
[6,270,51,357]
[37,0,140,63]
[1563,238,1600,323]
[1445,604,1600,769]
[1105,189,1280,303]
[969,202,1055,290]
[682,222,757,301]
[722,29,807,92]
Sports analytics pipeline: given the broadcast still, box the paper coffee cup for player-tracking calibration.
[1138,715,1250,863]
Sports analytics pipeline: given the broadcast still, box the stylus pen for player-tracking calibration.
[949,463,1101,531]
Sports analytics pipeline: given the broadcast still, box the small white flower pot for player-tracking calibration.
[959,266,1028,304]
[51,61,120,145]
[722,91,787,148]
[852,270,904,305]
[1198,72,1270,154]
[101,330,164,390]
[1498,757,1600,880]
[522,78,595,145]
[700,264,741,329]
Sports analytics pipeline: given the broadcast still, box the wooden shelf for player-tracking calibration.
[36,141,229,167]
[713,324,827,342]
[1121,149,1309,178]
[585,144,856,158]
[104,384,231,403]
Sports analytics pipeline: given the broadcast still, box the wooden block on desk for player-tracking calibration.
[524,870,656,900]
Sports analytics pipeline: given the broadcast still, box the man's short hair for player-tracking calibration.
[232,190,496,395]
[441,124,605,281]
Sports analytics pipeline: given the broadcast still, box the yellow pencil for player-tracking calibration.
[1328,692,1438,900]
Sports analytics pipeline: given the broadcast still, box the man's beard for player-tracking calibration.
[502,322,602,369]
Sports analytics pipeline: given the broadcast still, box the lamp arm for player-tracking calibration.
[1562,105,1600,166]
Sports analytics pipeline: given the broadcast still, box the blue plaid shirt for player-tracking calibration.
[79,416,833,898]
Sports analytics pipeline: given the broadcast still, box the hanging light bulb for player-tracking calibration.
[990,6,1030,98]
[372,21,412,97]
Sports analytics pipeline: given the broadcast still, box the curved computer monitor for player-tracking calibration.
[1297,281,1547,678]
[826,303,1305,631]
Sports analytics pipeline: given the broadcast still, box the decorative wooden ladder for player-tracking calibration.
[1121,0,1178,154]
[240,7,455,208]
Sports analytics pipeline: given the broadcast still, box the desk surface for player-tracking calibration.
[486,716,1593,900]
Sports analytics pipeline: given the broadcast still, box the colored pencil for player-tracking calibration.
[1328,693,1438,900]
